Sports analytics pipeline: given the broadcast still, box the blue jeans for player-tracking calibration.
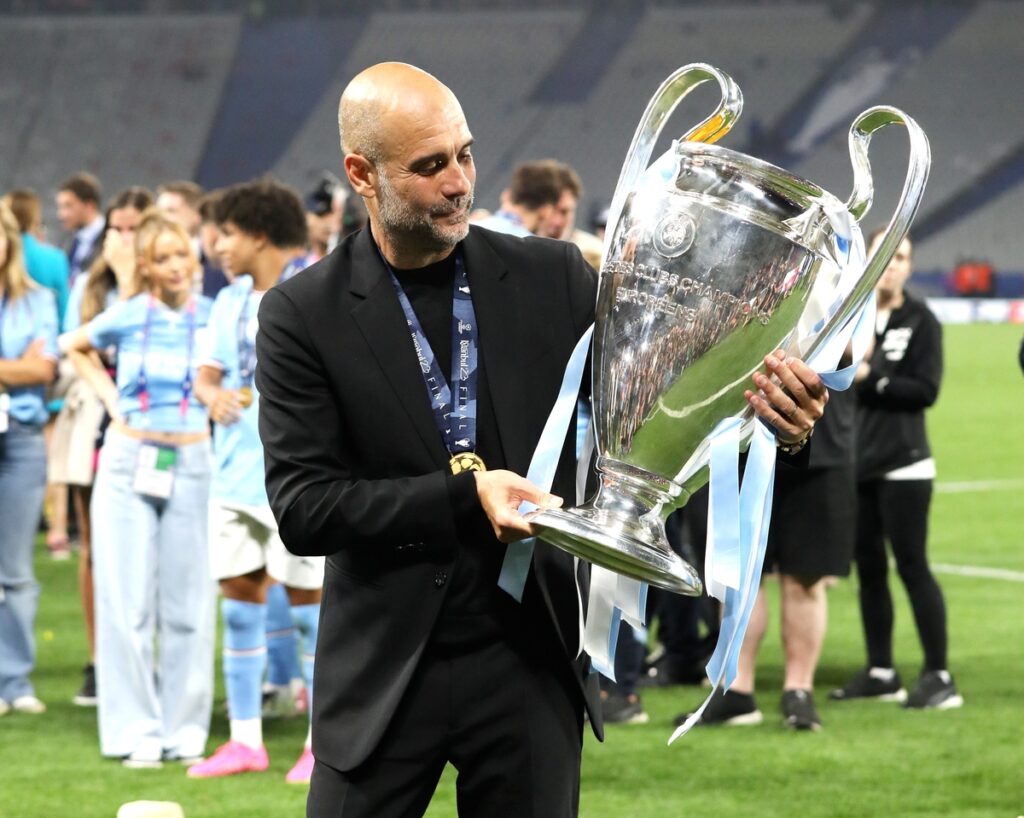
[0,421,47,702]
[91,429,216,759]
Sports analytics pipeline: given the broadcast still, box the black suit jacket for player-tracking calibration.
[256,225,602,771]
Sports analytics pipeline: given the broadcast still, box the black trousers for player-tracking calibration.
[855,478,948,671]
[307,637,583,818]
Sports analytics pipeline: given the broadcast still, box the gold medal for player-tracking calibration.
[449,451,486,474]
[238,386,254,409]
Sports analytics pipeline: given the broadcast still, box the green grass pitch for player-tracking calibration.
[2,323,1022,817]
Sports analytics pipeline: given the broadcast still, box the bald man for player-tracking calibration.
[256,62,600,817]
[256,62,826,817]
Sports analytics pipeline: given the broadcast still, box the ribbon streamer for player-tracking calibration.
[497,324,594,602]
[670,215,875,744]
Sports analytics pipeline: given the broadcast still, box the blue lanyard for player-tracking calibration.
[379,247,479,456]
[136,295,197,420]
[237,261,295,387]
[237,289,258,388]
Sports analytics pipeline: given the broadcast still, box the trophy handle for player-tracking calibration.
[803,106,931,361]
[603,64,743,249]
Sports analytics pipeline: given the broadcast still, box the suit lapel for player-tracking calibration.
[348,231,450,469]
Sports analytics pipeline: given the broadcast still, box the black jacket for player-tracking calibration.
[255,225,601,771]
[855,293,942,480]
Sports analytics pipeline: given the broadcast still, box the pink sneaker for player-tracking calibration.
[187,741,269,778]
[285,746,315,785]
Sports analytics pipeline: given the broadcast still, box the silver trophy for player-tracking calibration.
[530,63,930,594]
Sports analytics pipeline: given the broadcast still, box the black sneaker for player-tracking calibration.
[73,663,97,707]
[781,689,821,731]
[828,667,907,702]
[673,688,763,727]
[602,692,650,725]
[904,670,963,710]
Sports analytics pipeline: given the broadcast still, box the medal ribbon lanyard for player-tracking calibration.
[237,289,257,389]
[379,248,479,458]
[136,295,197,422]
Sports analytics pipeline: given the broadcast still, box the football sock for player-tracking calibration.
[222,598,267,745]
[265,582,300,687]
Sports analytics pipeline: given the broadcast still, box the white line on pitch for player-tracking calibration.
[931,562,1024,583]
[935,479,1024,493]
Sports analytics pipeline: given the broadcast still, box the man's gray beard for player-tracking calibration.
[376,169,473,256]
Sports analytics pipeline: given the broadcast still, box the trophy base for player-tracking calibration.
[530,506,703,596]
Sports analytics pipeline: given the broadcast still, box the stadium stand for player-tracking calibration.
[0,15,240,199]
[1,1,1022,291]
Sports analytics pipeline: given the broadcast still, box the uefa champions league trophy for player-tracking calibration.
[529,63,930,594]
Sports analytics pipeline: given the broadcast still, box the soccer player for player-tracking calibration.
[189,178,323,783]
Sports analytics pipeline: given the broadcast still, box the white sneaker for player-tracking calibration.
[12,695,46,714]
[122,754,164,770]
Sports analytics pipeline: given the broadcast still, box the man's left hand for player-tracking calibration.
[744,349,828,445]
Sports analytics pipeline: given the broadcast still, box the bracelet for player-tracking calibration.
[777,427,812,455]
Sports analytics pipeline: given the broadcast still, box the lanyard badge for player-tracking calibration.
[133,442,178,500]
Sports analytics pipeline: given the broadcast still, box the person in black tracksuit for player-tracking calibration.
[830,233,962,710]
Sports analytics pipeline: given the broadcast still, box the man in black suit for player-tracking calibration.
[256,62,828,818]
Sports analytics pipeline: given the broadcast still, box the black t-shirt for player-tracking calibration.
[390,254,511,652]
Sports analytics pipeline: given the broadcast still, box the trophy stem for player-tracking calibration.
[530,458,702,595]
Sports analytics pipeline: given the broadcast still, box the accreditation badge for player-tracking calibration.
[133,443,178,500]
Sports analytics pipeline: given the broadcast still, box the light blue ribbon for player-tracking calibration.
[497,324,594,602]
[705,420,776,688]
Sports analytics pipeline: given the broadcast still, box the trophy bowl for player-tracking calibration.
[530,63,930,595]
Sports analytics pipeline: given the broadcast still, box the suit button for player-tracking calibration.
[434,570,447,588]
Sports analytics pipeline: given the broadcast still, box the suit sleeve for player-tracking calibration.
[256,286,462,558]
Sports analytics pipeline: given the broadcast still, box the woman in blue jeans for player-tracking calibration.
[0,201,59,716]
[60,209,215,766]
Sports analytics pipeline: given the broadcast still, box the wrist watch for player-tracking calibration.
[777,426,812,455]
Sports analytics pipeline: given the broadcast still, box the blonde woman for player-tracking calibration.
[0,201,59,716]
[60,210,215,766]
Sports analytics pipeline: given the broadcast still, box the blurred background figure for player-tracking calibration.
[60,210,216,767]
[474,161,562,237]
[189,177,321,784]
[157,181,229,298]
[832,231,962,711]
[4,188,72,561]
[54,185,154,708]
[542,161,604,270]
[56,172,104,287]
[0,200,59,717]
[197,191,226,286]
[305,175,339,262]
[4,189,70,328]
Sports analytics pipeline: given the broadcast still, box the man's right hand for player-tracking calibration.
[473,469,563,543]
